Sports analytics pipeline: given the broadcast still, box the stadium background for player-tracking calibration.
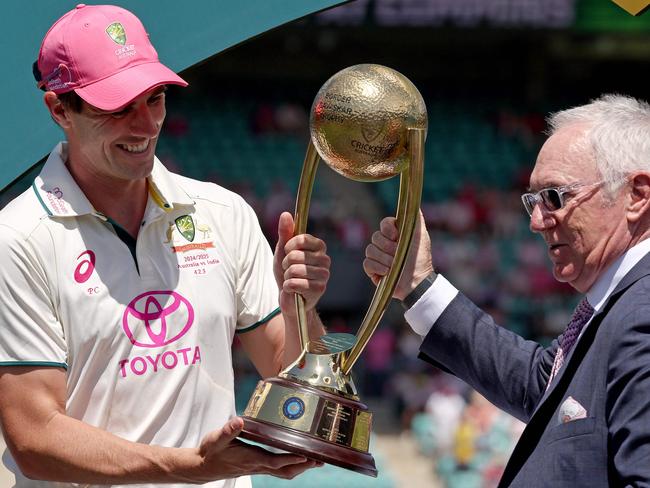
[1,0,648,486]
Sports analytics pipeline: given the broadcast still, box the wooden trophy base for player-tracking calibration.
[241,417,378,477]
[239,377,377,477]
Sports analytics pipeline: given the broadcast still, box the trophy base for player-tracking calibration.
[239,377,377,477]
[240,417,378,477]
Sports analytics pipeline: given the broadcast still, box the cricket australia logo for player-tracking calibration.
[361,125,383,143]
[175,215,195,242]
[106,22,127,45]
[166,215,216,254]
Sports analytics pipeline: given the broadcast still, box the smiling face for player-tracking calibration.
[528,124,630,293]
[63,86,167,185]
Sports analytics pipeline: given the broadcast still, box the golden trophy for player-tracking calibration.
[239,64,427,477]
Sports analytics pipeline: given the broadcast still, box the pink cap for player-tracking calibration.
[37,4,188,111]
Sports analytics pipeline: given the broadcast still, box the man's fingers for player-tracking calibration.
[365,241,396,269]
[283,264,330,282]
[199,417,244,458]
[282,251,331,271]
[276,212,295,258]
[267,458,322,479]
[371,230,398,256]
[199,422,321,480]
[282,278,327,295]
[219,417,244,445]
[363,255,390,279]
[379,216,399,240]
[282,234,327,255]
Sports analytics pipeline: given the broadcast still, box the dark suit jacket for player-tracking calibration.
[418,252,650,487]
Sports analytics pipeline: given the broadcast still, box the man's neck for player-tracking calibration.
[587,236,650,311]
[65,160,148,239]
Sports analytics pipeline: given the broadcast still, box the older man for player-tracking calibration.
[0,5,329,487]
[364,95,650,486]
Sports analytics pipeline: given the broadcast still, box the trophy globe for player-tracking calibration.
[310,63,427,182]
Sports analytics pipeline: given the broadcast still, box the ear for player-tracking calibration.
[43,91,72,130]
[626,173,650,223]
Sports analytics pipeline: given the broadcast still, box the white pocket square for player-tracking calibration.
[558,395,587,424]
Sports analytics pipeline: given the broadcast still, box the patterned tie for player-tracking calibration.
[546,298,595,389]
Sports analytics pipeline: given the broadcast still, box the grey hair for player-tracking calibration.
[547,94,650,196]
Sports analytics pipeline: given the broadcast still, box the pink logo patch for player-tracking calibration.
[74,250,96,283]
[123,291,194,348]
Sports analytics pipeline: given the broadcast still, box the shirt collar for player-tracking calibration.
[587,238,650,311]
[33,142,195,218]
[32,142,94,217]
[147,156,195,212]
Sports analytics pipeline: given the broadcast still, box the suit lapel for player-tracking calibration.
[540,252,650,404]
[498,306,608,486]
[497,252,650,487]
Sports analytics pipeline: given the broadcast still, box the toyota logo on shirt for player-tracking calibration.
[122,291,194,348]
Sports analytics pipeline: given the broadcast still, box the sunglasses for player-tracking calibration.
[521,181,604,217]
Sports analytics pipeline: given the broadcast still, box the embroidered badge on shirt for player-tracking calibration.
[165,215,220,275]
[558,396,587,424]
[175,215,195,242]
[167,215,215,253]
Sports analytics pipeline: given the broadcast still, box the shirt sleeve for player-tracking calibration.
[404,273,459,336]
[232,200,279,332]
[0,225,67,368]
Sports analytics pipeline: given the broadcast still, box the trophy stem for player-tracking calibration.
[294,141,321,350]
[340,128,425,375]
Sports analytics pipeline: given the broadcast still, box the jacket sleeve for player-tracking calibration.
[418,292,556,422]
[606,295,650,485]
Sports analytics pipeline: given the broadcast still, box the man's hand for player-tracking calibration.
[363,210,434,300]
[194,417,321,482]
[0,367,320,484]
[273,212,330,317]
[239,212,329,377]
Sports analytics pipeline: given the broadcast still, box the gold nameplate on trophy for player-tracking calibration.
[239,64,427,477]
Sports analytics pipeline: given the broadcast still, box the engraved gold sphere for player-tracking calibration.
[310,64,427,182]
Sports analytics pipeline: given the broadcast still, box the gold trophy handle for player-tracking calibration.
[293,141,321,351]
[340,128,425,375]
[292,129,425,368]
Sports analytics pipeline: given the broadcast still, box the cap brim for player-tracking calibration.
[75,61,188,111]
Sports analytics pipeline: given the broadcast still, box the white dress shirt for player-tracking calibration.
[405,238,650,337]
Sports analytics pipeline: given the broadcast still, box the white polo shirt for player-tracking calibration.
[0,143,279,488]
